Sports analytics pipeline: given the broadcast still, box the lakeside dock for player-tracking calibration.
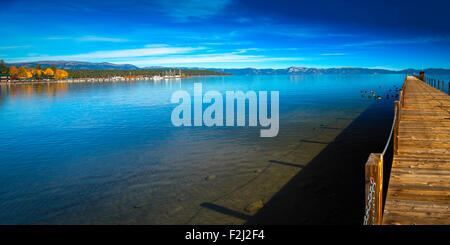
[364,75,450,225]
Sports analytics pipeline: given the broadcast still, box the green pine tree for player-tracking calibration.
[0,60,8,73]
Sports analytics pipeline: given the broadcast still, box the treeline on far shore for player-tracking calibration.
[67,69,231,78]
[0,59,231,81]
[0,60,68,80]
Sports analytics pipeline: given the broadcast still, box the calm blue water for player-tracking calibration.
[0,74,405,224]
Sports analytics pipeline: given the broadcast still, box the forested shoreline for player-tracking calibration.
[0,60,230,81]
[67,69,231,78]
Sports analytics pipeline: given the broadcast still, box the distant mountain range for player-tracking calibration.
[6,61,138,70]
[5,60,450,75]
[187,67,450,75]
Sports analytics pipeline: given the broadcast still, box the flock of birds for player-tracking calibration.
[360,85,400,100]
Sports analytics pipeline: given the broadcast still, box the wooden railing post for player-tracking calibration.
[448,82,450,96]
[364,153,383,225]
[394,101,400,154]
[438,80,440,90]
[399,89,404,107]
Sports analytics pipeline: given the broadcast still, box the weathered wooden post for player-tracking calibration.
[394,100,400,154]
[364,153,383,225]
[400,90,404,107]
[438,80,440,90]
[448,82,450,96]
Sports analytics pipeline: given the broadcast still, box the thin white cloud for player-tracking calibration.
[8,46,204,62]
[236,47,301,53]
[156,0,231,21]
[76,36,129,42]
[145,44,169,48]
[0,45,30,49]
[202,41,252,46]
[6,44,304,67]
[46,37,70,40]
[236,17,251,23]
[320,53,347,56]
[342,36,450,47]
[46,35,129,42]
[235,48,265,53]
[119,53,304,66]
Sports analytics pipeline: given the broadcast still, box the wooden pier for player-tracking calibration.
[364,75,450,225]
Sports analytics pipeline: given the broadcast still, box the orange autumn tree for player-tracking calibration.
[54,69,68,79]
[26,70,33,79]
[9,66,18,78]
[18,67,30,79]
[31,68,42,75]
[32,68,42,79]
[43,68,54,76]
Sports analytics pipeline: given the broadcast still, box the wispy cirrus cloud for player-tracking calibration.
[144,44,169,48]
[46,37,70,40]
[342,36,450,47]
[236,17,251,23]
[201,41,252,46]
[320,53,347,56]
[75,36,129,42]
[46,35,129,42]
[0,45,30,49]
[8,45,204,62]
[119,53,304,66]
[155,0,231,21]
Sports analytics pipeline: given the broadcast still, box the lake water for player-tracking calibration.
[0,74,405,224]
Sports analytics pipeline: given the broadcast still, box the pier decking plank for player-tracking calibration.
[382,76,450,225]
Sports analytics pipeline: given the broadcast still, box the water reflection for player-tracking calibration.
[0,83,69,99]
[0,79,186,100]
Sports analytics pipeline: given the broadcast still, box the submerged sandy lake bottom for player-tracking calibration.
[0,74,404,224]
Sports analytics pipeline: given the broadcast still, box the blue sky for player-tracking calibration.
[1,0,449,69]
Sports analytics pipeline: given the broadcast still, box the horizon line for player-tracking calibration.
[3,60,449,71]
